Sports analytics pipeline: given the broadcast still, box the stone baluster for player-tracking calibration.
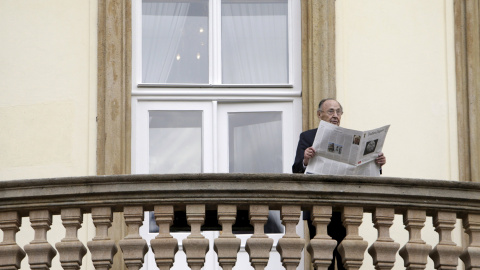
[337,206,368,270]
[24,210,57,270]
[0,211,26,270]
[119,206,148,270]
[182,204,209,270]
[399,209,432,270]
[214,204,241,270]
[429,211,463,270]
[150,205,179,270]
[245,205,274,270]
[368,207,400,270]
[460,214,480,270]
[55,208,87,270]
[306,206,337,270]
[87,207,118,270]
[276,205,305,270]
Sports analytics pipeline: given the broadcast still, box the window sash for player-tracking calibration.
[139,0,291,85]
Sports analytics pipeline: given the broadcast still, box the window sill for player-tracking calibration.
[137,83,294,88]
[132,84,301,98]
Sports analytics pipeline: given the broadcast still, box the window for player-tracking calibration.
[134,101,300,269]
[149,111,204,173]
[221,0,288,84]
[133,0,302,268]
[133,101,295,174]
[227,112,283,172]
[138,0,292,85]
[142,0,209,83]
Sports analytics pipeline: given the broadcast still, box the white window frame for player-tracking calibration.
[132,2,304,269]
[132,101,214,174]
[132,98,301,174]
[216,101,295,173]
[131,0,304,173]
[131,0,302,95]
[133,98,304,270]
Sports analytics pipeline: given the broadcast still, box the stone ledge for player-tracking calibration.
[0,174,479,216]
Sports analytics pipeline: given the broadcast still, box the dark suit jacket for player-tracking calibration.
[292,128,317,173]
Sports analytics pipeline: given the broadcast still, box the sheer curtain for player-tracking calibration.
[142,1,190,83]
[222,0,288,84]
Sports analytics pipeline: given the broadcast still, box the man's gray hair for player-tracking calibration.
[317,98,343,112]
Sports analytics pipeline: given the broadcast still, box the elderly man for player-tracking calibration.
[292,98,386,270]
[293,98,386,173]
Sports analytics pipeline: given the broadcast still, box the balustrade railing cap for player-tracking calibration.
[1,173,480,216]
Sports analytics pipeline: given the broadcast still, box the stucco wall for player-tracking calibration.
[336,0,458,181]
[336,1,460,269]
[0,1,98,269]
[0,0,98,181]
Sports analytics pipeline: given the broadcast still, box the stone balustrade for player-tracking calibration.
[1,173,480,270]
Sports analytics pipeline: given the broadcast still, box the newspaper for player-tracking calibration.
[305,121,390,176]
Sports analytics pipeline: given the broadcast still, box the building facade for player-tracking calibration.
[1,0,479,269]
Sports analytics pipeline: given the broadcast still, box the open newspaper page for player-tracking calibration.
[305,121,390,176]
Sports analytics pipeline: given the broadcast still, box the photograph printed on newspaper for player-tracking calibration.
[305,121,390,176]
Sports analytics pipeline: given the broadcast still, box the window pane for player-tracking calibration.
[222,0,288,84]
[228,112,283,173]
[149,111,203,173]
[142,0,209,84]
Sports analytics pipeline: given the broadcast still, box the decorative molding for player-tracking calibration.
[455,0,480,182]
[97,1,131,269]
[302,0,336,131]
[97,0,131,176]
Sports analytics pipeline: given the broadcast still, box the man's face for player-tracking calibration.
[317,100,342,126]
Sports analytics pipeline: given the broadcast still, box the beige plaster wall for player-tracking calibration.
[336,0,458,181]
[336,1,460,269]
[0,1,97,269]
[0,0,98,181]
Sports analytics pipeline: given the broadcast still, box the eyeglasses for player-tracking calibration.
[321,109,343,116]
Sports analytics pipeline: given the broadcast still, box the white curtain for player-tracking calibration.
[222,0,288,84]
[142,2,189,83]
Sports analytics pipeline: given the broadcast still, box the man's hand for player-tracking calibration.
[303,147,316,166]
[375,152,386,166]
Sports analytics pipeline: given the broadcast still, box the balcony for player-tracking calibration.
[1,173,479,270]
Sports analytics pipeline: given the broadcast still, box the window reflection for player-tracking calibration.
[228,112,283,173]
[149,110,203,173]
